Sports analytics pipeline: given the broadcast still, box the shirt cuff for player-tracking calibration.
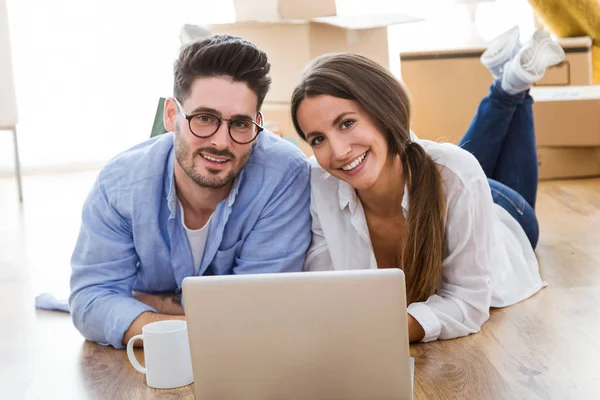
[106,299,157,349]
[407,302,441,343]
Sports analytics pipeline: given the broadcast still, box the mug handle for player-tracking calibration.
[126,334,146,374]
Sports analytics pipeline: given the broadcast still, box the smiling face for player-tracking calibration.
[165,76,260,189]
[296,95,391,191]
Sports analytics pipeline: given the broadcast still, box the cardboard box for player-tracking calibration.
[401,37,593,144]
[233,0,336,22]
[210,14,418,103]
[531,85,600,147]
[538,147,600,180]
[261,102,313,157]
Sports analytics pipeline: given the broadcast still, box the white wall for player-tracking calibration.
[0,0,235,174]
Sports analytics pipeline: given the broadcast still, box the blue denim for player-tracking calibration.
[459,81,539,249]
[488,179,539,249]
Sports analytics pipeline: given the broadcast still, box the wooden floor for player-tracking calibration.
[414,178,600,399]
[0,171,599,399]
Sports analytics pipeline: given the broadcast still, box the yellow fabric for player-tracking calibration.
[593,45,600,84]
[528,0,600,83]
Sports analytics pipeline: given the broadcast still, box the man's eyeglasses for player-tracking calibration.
[174,98,263,145]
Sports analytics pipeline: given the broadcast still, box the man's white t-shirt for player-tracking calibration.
[178,200,213,275]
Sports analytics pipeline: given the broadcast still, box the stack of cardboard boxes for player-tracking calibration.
[401,36,600,180]
[207,3,599,180]
[209,0,417,157]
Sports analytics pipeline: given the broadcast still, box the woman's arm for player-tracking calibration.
[408,314,426,342]
[407,172,495,342]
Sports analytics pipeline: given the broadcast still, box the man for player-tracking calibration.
[69,35,311,349]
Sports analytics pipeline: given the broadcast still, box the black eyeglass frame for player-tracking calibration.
[173,98,264,145]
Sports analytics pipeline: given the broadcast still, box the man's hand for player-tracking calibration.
[123,312,186,347]
[132,291,184,315]
[124,291,185,347]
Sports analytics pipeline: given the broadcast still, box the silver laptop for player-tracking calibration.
[183,269,413,400]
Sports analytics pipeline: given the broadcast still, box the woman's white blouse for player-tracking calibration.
[304,138,546,342]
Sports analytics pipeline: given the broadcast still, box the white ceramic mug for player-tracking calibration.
[126,320,194,389]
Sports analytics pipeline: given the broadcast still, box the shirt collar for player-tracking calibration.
[401,185,410,216]
[165,146,177,214]
[226,172,243,207]
[338,179,357,213]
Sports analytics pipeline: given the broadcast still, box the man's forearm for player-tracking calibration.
[123,311,186,347]
[157,292,184,315]
[132,291,184,315]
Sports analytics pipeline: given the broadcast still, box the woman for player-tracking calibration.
[291,28,564,343]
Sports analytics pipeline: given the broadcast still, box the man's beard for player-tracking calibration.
[174,124,252,189]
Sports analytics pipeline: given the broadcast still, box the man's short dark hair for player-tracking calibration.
[173,35,272,111]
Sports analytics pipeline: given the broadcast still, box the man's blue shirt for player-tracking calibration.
[69,131,311,348]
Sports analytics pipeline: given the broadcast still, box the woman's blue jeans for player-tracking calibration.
[459,81,540,249]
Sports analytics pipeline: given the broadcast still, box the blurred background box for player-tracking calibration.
[210,14,417,103]
[401,45,492,144]
[261,102,312,157]
[401,36,593,144]
[531,85,600,147]
[538,147,600,180]
[232,0,336,22]
[180,24,212,45]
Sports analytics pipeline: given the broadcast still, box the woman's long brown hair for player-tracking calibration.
[290,53,446,304]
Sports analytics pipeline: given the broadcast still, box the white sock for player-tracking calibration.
[481,26,521,79]
[501,30,565,95]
